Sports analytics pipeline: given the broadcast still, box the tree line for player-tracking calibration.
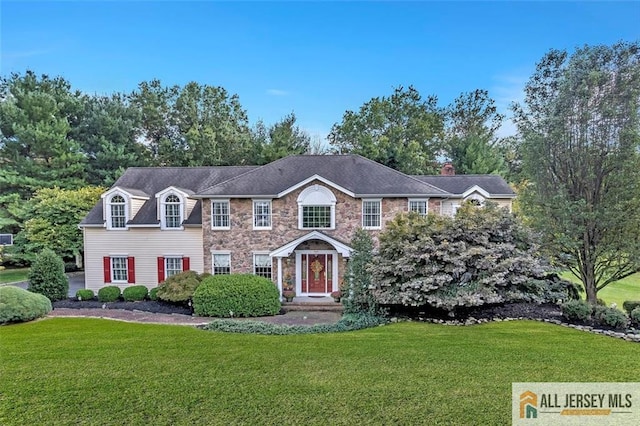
[2,40,640,305]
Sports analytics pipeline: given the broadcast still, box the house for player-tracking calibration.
[79,155,515,297]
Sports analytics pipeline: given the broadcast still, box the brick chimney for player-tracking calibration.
[441,162,455,176]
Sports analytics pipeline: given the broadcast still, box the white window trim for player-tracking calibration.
[211,199,231,230]
[110,256,128,283]
[362,198,382,230]
[106,193,129,230]
[160,192,184,230]
[211,251,231,275]
[408,198,429,216]
[165,256,183,278]
[297,185,336,230]
[252,199,272,230]
[253,252,273,278]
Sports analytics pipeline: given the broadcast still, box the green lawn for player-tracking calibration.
[0,268,29,284]
[562,271,640,307]
[1,319,638,425]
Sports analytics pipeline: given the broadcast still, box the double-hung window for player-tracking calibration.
[253,254,272,279]
[212,253,231,275]
[253,200,272,229]
[165,257,183,278]
[211,200,230,229]
[362,199,381,229]
[408,199,428,217]
[110,195,126,228]
[111,256,128,282]
[164,194,182,228]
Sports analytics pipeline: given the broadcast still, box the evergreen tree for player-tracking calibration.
[27,248,69,301]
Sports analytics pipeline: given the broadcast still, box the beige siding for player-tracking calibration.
[130,198,147,219]
[441,198,513,216]
[185,198,197,219]
[83,227,203,292]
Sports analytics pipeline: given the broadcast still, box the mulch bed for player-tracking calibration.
[53,299,193,315]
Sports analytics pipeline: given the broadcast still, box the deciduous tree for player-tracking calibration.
[328,86,444,174]
[513,41,640,304]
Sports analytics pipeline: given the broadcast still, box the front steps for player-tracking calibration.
[282,296,344,312]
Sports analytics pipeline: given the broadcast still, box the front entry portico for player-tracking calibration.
[270,231,353,299]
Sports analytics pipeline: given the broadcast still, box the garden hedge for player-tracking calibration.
[98,286,121,302]
[122,285,148,302]
[193,274,280,317]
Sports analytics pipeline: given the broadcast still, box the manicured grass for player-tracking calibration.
[562,271,640,307]
[1,319,638,425]
[0,267,29,284]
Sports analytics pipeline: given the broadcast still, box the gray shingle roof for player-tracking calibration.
[80,166,257,226]
[413,175,516,196]
[196,155,449,197]
[80,156,515,227]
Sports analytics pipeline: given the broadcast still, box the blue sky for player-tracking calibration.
[2,1,639,140]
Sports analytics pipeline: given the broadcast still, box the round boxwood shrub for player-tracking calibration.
[27,248,69,301]
[630,307,640,325]
[0,286,52,324]
[149,287,159,301]
[76,289,95,301]
[593,305,629,329]
[561,300,592,322]
[193,274,281,317]
[122,285,148,302]
[98,286,121,302]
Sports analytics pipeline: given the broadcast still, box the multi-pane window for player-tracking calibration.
[253,200,272,229]
[213,253,231,275]
[165,257,182,278]
[302,206,331,228]
[110,195,126,228]
[111,256,128,282]
[164,194,182,228]
[362,200,381,228]
[409,200,428,217]
[212,201,230,229]
[253,254,272,279]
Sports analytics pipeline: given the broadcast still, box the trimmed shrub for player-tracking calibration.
[149,287,159,301]
[76,289,95,301]
[202,313,388,335]
[122,285,148,302]
[0,286,52,324]
[193,274,280,317]
[98,286,121,302]
[27,248,69,301]
[622,301,640,315]
[156,271,203,303]
[593,306,629,329]
[561,300,592,322]
[630,307,640,324]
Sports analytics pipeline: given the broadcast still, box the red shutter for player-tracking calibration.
[103,257,111,283]
[182,257,190,272]
[127,257,136,284]
[157,257,165,283]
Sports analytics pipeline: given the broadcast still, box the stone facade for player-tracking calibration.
[202,179,444,285]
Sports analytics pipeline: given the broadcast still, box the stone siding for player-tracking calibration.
[202,180,446,276]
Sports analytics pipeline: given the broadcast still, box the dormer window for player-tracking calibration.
[297,185,336,230]
[109,195,127,229]
[161,193,183,229]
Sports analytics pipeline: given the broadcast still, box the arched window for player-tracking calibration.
[110,195,126,228]
[163,194,182,228]
[297,185,336,229]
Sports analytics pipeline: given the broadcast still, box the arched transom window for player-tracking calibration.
[110,195,126,228]
[163,194,182,228]
[297,185,336,229]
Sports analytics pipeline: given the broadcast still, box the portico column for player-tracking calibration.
[277,256,283,298]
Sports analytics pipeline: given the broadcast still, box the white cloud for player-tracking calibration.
[266,89,289,96]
